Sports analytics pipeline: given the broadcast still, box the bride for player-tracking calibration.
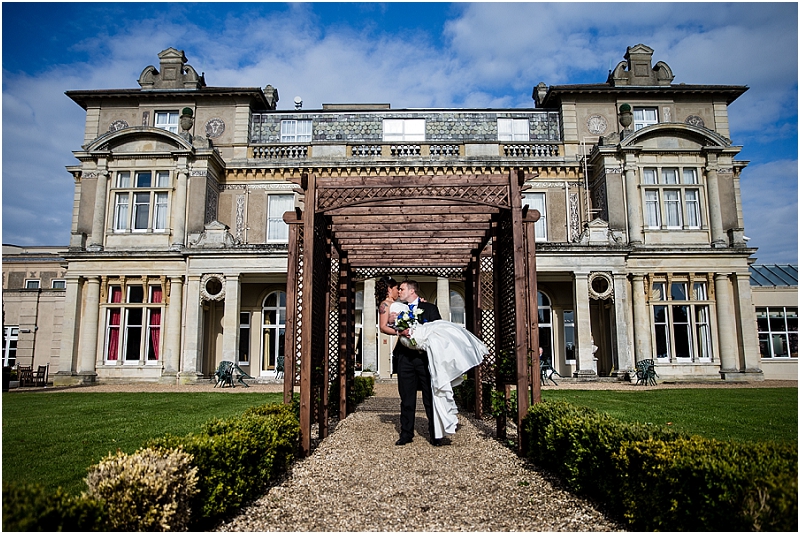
[389,291,488,440]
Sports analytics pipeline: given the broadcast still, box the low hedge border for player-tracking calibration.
[523,400,798,531]
[3,402,300,531]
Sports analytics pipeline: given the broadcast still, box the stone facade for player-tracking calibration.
[4,44,794,385]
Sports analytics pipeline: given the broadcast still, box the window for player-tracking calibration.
[498,118,530,141]
[267,194,294,243]
[104,283,164,364]
[3,326,18,367]
[51,280,66,289]
[522,192,547,241]
[633,107,658,130]
[112,170,171,232]
[650,278,713,362]
[24,280,40,289]
[280,120,312,142]
[154,111,179,134]
[757,307,798,358]
[449,291,465,325]
[382,119,425,141]
[641,167,703,230]
[261,292,286,374]
[564,310,575,363]
[537,291,554,365]
[239,312,251,364]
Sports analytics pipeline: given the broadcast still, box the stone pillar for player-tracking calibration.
[624,158,644,245]
[631,274,652,362]
[612,273,635,376]
[362,278,379,375]
[53,276,82,385]
[436,277,451,321]
[222,275,240,362]
[76,276,100,382]
[87,169,109,251]
[180,276,204,381]
[704,155,726,248]
[170,169,188,250]
[734,272,763,374]
[715,273,739,375]
[573,273,596,378]
[163,276,184,376]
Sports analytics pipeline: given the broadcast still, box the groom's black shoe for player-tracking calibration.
[395,437,413,446]
[431,438,442,447]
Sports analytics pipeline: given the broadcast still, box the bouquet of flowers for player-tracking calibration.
[393,306,424,348]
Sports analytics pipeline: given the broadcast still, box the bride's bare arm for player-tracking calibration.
[379,301,398,335]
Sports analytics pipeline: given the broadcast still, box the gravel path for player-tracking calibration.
[215,384,624,532]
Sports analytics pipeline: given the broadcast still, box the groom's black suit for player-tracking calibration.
[394,300,441,443]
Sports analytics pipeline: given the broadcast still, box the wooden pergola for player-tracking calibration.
[282,169,542,455]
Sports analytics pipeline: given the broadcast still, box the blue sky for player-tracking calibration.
[2,2,797,263]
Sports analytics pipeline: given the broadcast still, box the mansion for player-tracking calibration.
[2,44,797,385]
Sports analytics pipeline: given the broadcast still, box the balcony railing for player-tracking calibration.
[503,144,559,157]
[252,145,308,159]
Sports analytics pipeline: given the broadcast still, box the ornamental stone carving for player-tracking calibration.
[588,272,614,300]
[108,120,128,132]
[586,114,608,135]
[205,118,225,138]
[685,115,705,128]
[200,273,225,301]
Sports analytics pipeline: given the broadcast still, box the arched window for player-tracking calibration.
[261,291,286,374]
[449,290,466,325]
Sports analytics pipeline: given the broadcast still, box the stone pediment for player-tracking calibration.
[85,127,194,153]
[579,218,622,245]
[620,123,731,149]
[138,48,206,90]
[190,220,237,248]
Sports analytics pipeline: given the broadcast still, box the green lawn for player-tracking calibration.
[2,392,282,494]
[542,387,798,444]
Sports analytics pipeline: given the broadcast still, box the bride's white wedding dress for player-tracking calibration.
[404,319,488,439]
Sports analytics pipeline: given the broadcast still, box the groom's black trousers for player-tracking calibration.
[396,350,435,441]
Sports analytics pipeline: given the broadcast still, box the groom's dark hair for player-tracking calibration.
[403,279,420,293]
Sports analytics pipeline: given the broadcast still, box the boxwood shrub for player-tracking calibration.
[523,400,798,531]
[2,482,106,532]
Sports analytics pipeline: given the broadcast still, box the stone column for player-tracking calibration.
[573,273,596,378]
[163,276,184,376]
[180,276,204,381]
[612,273,635,375]
[734,272,762,373]
[715,273,739,375]
[631,274,652,362]
[54,276,82,385]
[222,275,240,363]
[170,169,188,250]
[76,276,100,382]
[624,157,643,245]
[362,278,379,375]
[436,277,451,321]
[87,169,109,251]
[704,154,726,247]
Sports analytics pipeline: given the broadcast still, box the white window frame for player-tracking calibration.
[757,306,799,358]
[644,190,661,228]
[280,120,312,142]
[498,118,530,141]
[563,310,576,363]
[266,194,294,243]
[3,326,19,367]
[154,111,179,134]
[651,278,713,362]
[261,291,287,376]
[239,312,251,365]
[633,107,658,130]
[641,167,704,231]
[522,192,547,241]
[111,170,171,233]
[382,119,425,142]
[51,280,66,289]
[24,279,40,289]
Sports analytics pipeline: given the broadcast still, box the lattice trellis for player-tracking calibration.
[328,256,341,388]
[310,214,331,429]
[317,184,510,212]
[353,266,466,281]
[479,254,496,411]
[292,227,305,389]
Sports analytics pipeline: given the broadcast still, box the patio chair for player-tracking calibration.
[275,355,285,379]
[32,364,49,387]
[213,361,235,388]
[541,359,563,386]
[232,363,254,388]
[635,359,658,386]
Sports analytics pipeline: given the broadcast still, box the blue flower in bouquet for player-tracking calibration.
[394,307,424,346]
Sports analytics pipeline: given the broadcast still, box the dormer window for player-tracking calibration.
[633,107,658,130]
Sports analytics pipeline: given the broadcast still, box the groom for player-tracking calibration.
[393,279,442,446]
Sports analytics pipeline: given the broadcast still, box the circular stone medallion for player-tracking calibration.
[587,114,608,135]
[205,118,226,138]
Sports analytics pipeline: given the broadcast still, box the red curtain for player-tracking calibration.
[149,308,161,360]
[107,309,121,360]
[151,286,162,303]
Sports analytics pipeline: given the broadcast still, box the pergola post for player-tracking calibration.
[523,207,542,408]
[510,170,531,450]
[283,209,303,406]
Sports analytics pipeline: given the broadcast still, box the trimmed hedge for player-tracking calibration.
[146,403,299,528]
[2,482,106,532]
[3,402,299,531]
[523,400,798,531]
